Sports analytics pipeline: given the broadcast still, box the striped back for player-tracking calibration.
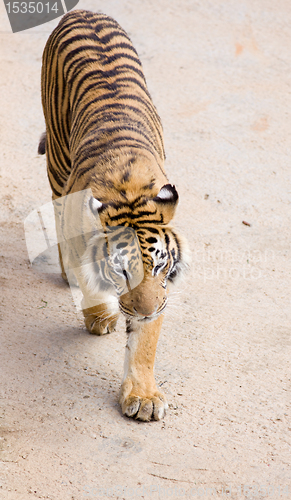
[41,9,165,199]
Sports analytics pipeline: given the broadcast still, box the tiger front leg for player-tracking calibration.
[82,298,119,335]
[119,314,168,421]
[71,268,120,335]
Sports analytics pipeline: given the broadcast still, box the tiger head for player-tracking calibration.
[81,184,190,322]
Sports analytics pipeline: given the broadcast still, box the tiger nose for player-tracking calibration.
[132,292,158,317]
[133,304,158,317]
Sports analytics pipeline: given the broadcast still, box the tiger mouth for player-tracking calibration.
[119,300,167,322]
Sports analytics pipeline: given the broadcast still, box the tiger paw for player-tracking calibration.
[84,314,118,335]
[82,304,119,335]
[119,380,168,421]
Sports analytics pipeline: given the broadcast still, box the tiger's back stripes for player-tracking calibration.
[39,10,190,422]
[41,9,165,199]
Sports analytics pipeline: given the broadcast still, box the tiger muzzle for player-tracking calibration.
[120,276,166,319]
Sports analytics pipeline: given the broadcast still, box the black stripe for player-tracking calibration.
[97,30,132,45]
[170,230,181,261]
[108,209,157,222]
[73,74,149,105]
[133,215,165,225]
[101,41,138,54]
[59,33,99,53]
[72,137,156,170]
[137,227,160,234]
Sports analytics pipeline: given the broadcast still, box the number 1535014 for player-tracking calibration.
[6,2,59,14]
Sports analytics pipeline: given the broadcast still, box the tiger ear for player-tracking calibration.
[154,184,179,204]
[153,184,179,222]
[89,196,103,215]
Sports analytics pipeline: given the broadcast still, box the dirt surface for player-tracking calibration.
[0,0,291,499]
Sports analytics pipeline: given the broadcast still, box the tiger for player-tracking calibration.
[38,9,190,421]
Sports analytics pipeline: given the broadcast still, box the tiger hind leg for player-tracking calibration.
[57,243,70,284]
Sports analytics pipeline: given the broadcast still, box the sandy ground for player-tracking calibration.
[0,0,291,499]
